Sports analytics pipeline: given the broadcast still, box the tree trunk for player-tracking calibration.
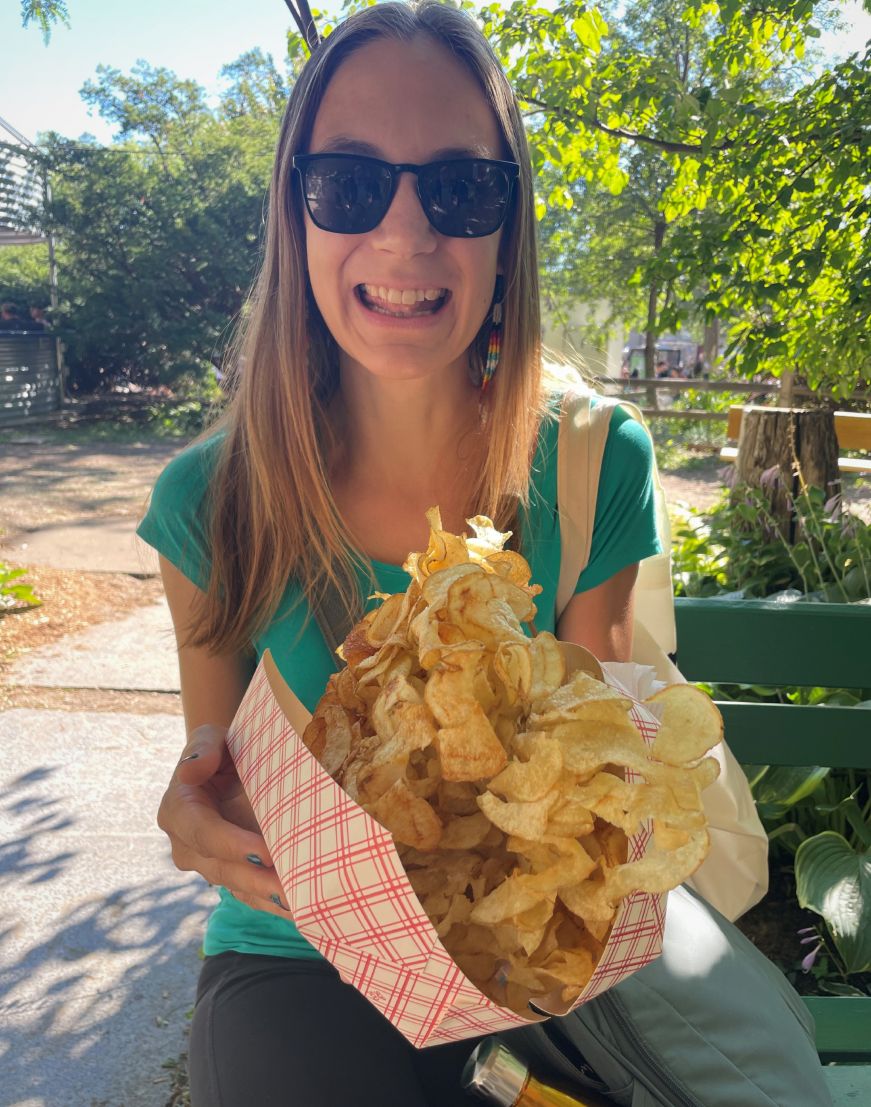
[734,406,839,539]
[643,219,667,409]
[703,318,719,373]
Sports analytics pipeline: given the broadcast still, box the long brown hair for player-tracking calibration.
[188,0,554,655]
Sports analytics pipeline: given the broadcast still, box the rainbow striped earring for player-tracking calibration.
[481,275,505,392]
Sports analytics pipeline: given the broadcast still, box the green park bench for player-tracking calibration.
[674,597,871,1105]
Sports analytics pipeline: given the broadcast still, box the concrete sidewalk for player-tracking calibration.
[1,523,207,1107]
[0,708,210,1107]
[0,517,159,576]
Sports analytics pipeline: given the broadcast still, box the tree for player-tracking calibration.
[483,0,870,398]
[19,0,69,42]
[21,50,299,391]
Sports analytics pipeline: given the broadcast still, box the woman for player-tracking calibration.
[138,3,660,1102]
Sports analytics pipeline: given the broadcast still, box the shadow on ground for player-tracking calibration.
[0,712,212,1107]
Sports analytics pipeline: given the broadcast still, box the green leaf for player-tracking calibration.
[753,765,830,809]
[795,831,871,974]
[818,979,868,997]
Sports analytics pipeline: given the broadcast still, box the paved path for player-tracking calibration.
[1,518,159,576]
[8,601,180,693]
[1,531,203,1105]
[0,709,210,1107]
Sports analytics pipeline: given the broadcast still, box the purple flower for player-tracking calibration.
[801,942,823,973]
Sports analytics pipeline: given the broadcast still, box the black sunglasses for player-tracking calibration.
[292,153,519,238]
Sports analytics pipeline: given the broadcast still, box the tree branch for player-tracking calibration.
[283,0,320,52]
[521,94,732,154]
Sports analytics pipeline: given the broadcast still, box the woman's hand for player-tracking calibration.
[158,723,293,918]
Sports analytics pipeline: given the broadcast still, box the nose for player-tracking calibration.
[372,169,438,256]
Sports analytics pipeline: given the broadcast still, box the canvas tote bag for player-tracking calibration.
[554,387,769,923]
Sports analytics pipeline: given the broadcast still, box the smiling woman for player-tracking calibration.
[132,3,774,1105]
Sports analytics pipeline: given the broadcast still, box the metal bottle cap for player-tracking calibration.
[462,1038,530,1105]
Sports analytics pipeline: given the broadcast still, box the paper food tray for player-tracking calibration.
[227,646,666,1047]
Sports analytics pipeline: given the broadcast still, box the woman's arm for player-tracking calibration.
[157,555,291,917]
[555,561,638,661]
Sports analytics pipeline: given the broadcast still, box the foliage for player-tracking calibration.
[0,562,41,614]
[5,45,304,392]
[0,243,50,310]
[482,0,870,394]
[661,46,871,395]
[19,0,69,43]
[795,829,871,975]
[673,483,871,599]
[648,387,746,464]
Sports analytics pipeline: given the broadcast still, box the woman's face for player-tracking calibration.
[303,35,507,384]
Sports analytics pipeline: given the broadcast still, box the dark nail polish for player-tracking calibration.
[271,894,290,911]
[246,853,263,866]
[178,752,199,764]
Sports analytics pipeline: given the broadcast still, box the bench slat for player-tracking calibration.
[716,702,871,768]
[675,599,871,688]
[822,1064,871,1104]
[722,407,871,472]
[805,997,871,1058]
[719,444,871,473]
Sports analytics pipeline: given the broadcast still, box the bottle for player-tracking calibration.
[462,1038,615,1107]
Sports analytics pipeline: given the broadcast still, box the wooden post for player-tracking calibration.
[779,369,795,407]
[734,406,839,538]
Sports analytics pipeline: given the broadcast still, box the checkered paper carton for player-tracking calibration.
[227,646,667,1048]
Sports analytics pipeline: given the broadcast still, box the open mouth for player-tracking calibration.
[356,284,450,318]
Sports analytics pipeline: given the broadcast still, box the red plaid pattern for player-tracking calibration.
[227,658,666,1048]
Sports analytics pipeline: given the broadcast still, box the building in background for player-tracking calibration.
[541,300,626,380]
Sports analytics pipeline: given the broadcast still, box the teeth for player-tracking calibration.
[362,284,446,304]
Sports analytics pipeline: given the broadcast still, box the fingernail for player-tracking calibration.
[178,752,199,764]
[271,894,290,911]
[246,854,263,866]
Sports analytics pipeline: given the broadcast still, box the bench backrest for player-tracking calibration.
[674,597,871,1063]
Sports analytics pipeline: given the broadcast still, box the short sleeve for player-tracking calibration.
[136,436,223,591]
[574,406,661,594]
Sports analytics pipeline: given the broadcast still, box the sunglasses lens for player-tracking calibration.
[300,156,393,233]
[419,160,512,237]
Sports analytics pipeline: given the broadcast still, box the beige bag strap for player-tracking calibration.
[556,389,677,661]
[555,389,610,615]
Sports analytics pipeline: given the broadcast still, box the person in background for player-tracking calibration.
[27,305,48,331]
[0,302,23,330]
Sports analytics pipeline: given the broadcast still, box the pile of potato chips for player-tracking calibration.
[303,508,722,1014]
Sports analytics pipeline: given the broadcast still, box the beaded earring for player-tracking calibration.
[481,275,505,393]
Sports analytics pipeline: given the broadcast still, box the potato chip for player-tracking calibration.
[605,830,710,901]
[477,788,558,840]
[436,713,508,782]
[437,811,492,850]
[559,875,618,923]
[529,671,633,728]
[488,737,563,802]
[366,778,442,850]
[646,683,724,766]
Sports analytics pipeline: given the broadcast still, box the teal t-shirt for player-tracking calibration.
[137,396,660,960]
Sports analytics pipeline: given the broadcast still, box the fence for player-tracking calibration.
[600,376,870,422]
[0,332,61,425]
